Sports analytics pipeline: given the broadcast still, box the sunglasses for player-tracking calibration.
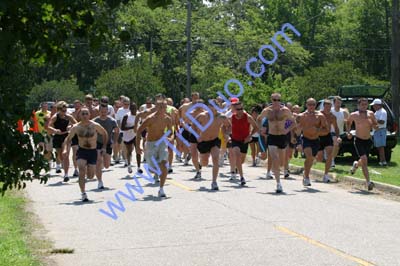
[236,108,243,111]
[272,99,281,102]
[81,112,89,115]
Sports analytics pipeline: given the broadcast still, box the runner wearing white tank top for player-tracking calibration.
[331,96,349,168]
[121,103,140,174]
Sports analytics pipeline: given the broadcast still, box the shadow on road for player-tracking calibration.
[196,186,229,193]
[141,194,163,201]
[294,188,327,193]
[349,189,379,196]
[256,191,296,196]
[59,199,102,206]
[46,181,72,187]
[89,187,116,192]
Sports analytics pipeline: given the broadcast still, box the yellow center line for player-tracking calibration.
[166,179,194,191]
[274,225,375,266]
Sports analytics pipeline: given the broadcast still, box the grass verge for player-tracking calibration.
[0,188,49,266]
[290,144,400,187]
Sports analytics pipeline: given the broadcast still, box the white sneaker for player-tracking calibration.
[55,164,62,173]
[81,192,89,202]
[127,165,132,174]
[230,172,236,180]
[98,181,104,189]
[266,172,274,179]
[323,174,331,183]
[276,183,283,193]
[158,188,166,197]
[284,170,289,178]
[350,161,358,175]
[379,161,387,166]
[303,178,311,186]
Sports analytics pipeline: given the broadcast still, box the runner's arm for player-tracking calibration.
[47,114,60,134]
[62,126,77,154]
[247,113,259,137]
[121,114,132,131]
[95,123,108,148]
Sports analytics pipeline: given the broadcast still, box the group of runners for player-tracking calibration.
[34,92,380,202]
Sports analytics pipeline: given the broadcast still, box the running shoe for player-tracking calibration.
[350,161,358,175]
[128,165,133,174]
[379,161,388,166]
[194,171,201,180]
[284,170,289,179]
[154,174,160,183]
[63,176,70,182]
[368,182,375,191]
[276,183,283,193]
[168,168,173,174]
[175,154,182,162]
[240,177,246,186]
[158,188,166,198]
[56,164,62,174]
[73,169,79,177]
[98,181,104,189]
[294,150,298,158]
[81,192,89,202]
[252,161,257,167]
[323,174,331,183]
[137,168,143,174]
[230,172,236,180]
[266,172,274,179]
[211,181,219,191]
[303,178,311,186]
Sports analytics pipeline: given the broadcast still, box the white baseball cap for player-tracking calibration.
[370,99,382,105]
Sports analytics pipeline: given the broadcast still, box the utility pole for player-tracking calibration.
[186,0,192,98]
[392,0,400,136]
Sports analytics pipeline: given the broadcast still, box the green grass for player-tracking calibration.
[290,144,400,187]
[0,189,45,266]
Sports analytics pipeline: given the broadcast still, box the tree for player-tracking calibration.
[96,61,165,104]
[27,79,85,110]
[0,0,171,194]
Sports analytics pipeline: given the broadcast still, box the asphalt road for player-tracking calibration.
[26,157,400,266]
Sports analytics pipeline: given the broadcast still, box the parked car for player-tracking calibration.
[317,85,398,162]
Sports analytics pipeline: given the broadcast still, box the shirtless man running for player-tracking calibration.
[318,99,340,183]
[179,92,200,167]
[296,98,328,186]
[63,108,108,202]
[257,93,295,193]
[347,98,378,191]
[136,100,173,197]
[195,99,230,190]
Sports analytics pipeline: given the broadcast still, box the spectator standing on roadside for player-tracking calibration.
[371,99,388,166]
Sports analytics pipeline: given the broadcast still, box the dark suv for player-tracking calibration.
[317,85,398,162]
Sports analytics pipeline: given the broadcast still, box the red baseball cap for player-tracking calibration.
[230,97,239,104]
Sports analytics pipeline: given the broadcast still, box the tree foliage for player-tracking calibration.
[96,61,165,103]
[27,79,85,110]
